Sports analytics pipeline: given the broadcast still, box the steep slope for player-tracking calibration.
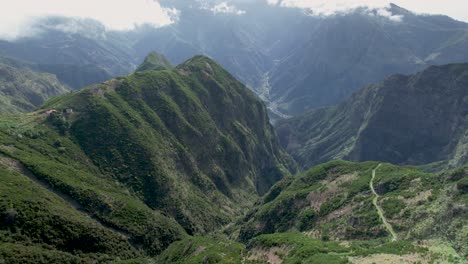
[0,63,70,113]
[0,113,187,262]
[277,63,468,169]
[135,52,173,72]
[0,56,111,90]
[0,17,134,84]
[3,4,468,117]
[0,55,295,262]
[238,161,468,261]
[268,4,468,114]
[154,161,467,263]
[140,2,468,116]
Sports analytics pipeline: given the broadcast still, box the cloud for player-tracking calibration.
[376,8,403,22]
[0,0,178,40]
[266,0,403,21]
[195,1,246,15]
[210,2,246,15]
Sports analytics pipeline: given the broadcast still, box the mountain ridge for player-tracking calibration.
[276,62,468,169]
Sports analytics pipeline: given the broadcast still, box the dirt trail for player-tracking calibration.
[0,153,131,240]
[370,164,398,242]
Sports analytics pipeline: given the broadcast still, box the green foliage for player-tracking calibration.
[136,52,173,72]
[239,160,467,263]
[298,209,317,231]
[381,198,405,218]
[0,55,298,262]
[319,195,345,216]
[457,177,468,194]
[250,232,349,264]
[276,63,468,169]
[0,63,70,113]
[47,112,69,134]
[157,236,245,264]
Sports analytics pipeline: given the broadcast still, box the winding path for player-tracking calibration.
[370,164,398,242]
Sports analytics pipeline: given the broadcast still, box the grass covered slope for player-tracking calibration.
[135,52,173,72]
[0,55,295,261]
[238,161,467,260]
[0,113,187,262]
[0,63,70,113]
[43,55,296,233]
[277,63,468,169]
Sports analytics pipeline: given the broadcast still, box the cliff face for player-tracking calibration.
[277,63,468,169]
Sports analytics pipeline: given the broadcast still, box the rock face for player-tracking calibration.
[276,63,468,169]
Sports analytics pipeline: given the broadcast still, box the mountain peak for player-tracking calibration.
[135,51,173,72]
[179,55,218,68]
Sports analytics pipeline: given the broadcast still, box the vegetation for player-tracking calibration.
[238,161,467,261]
[0,55,296,262]
[135,52,173,72]
[276,63,468,170]
[0,63,70,113]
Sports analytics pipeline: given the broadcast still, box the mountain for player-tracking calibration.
[276,63,468,169]
[0,55,296,262]
[0,17,133,88]
[235,161,467,263]
[267,4,468,114]
[2,4,468,117]
[0,56,111,91]
[155,161,467,263]
[135,52,173,72]
[136,2,468,116]
[0,61,70,113]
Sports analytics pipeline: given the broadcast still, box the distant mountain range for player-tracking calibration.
[276,63,468,169]
[1,3,468,117]
[0,58,70,113]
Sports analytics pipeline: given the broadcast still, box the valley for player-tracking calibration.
[0,1,467,263]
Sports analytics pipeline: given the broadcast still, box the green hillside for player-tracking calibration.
[236,161,467,262]
[277,63,468,169]
[135,52,173,72]
[0,63,70,113]
[0,55,295,262]
[154,161,467,264]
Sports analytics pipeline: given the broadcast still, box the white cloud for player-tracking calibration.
[265,0,468,22]
[210,2,246,15]
[267,0,403,21]
[273,0,390,14]
[377,8,403,22]
[0,0,178,40]
[196,1,246,15]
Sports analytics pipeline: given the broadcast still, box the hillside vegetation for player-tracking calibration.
[0,54,295,262]
[0,63,70,113]
[236,161,467,262]
[277,63,468,169]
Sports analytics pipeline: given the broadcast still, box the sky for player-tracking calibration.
[1,0,468,40]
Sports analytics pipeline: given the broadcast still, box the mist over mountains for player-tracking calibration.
[2,2,468,116]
